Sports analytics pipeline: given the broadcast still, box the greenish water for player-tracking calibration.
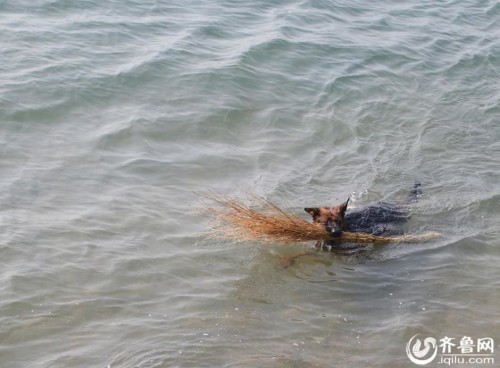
[1,0,499,367]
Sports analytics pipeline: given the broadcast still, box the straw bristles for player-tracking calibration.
[205,193,440,245]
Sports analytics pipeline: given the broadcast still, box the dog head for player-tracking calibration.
[305,198,349,238]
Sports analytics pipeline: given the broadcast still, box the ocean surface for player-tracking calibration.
[1,0,499,367]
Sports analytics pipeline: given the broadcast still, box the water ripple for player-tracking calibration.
[1,0,500,367]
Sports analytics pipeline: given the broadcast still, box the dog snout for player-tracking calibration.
[330,228,342,238]
[325,222,342,237]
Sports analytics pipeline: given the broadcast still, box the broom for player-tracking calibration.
[205,192,440,245]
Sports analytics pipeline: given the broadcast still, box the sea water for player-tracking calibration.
[1,0,499,367]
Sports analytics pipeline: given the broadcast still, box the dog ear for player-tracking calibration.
[340,198,349,216]
[304,207,320,219]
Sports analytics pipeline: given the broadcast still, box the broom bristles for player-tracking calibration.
[205,193,440,245]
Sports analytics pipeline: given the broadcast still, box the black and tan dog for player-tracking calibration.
[304,182,422,251]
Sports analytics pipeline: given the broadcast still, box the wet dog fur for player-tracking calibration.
[304,183,422,251]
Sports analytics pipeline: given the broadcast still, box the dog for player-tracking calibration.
[304,183,422,251]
